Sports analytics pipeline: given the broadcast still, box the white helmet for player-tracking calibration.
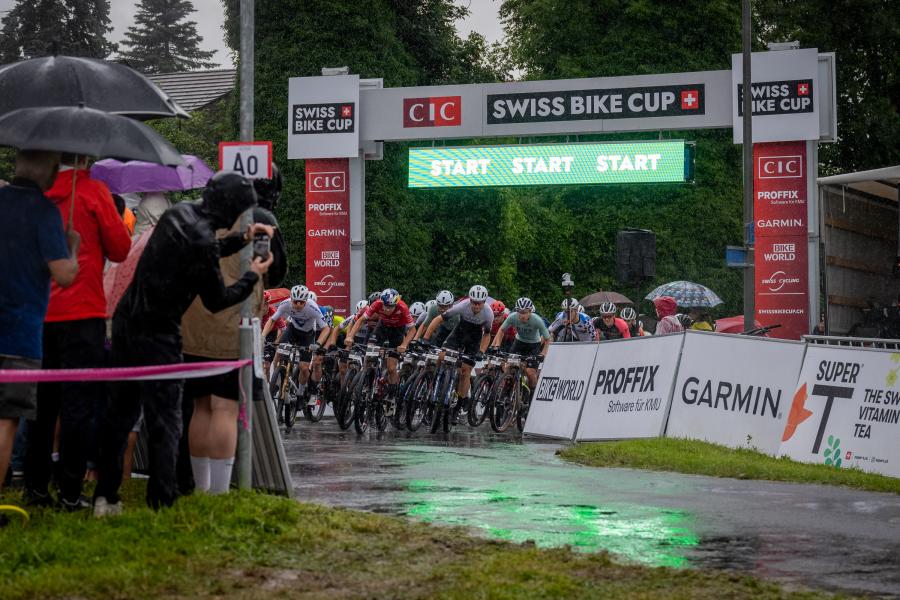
[561,298,578,310]
[290,285,308,301]
[355,299,369,313]
[515,297,534,312]
[577,304,585,313]
[599,301,617,315]
[409,301,426,319]
[308,291,317,303]
[435,290,454,306]
[425,299,437,312]
[468,284,489,302]
[621,307,637,321]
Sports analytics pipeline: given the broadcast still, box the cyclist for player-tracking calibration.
[490,300,516,352]
[620,307,647,337]
[262,290,288,376]
[593,302,631,341]
[344,288,416,414]
[550,298,595,342]
[414,290,458,348]
[490,297,550,392]
[262,286,332,401]
[423,285,494,411]
[409,301,427,324]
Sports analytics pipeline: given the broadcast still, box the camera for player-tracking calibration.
[252,233,271,261]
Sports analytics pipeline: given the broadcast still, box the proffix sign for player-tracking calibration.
[779,345,900,478]
[666,331,806,454]
[576,334,684,441]
[305,158,351,315]
[288,74,359,159]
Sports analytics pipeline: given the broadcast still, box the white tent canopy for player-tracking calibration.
[818,165,900,203]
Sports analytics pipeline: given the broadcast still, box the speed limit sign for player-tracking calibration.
[218,141,273,179]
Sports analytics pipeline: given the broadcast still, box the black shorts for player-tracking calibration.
[432,323,453,348]
[444,321,485,357]
[183,353,240,401]
[280,326,316,348]
[511,339,543,358]
[372,322,407,348]
[0,356,39,420]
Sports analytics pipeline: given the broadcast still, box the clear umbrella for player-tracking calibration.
[644,281,723,308]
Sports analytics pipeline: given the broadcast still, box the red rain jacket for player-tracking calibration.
[45,169,131,322]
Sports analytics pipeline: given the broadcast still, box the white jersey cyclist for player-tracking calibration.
[549,311,595,342]
[272,298,326,333]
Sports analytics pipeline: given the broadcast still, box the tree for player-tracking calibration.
[66,0,117,58]
[756,0,900,173]
[0,0,116,61]
[120,0,218,74]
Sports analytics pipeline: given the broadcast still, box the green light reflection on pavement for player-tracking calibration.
[404,479,699,568]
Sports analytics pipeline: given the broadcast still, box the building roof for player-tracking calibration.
[818,165,900,203]
[148,69,236,113]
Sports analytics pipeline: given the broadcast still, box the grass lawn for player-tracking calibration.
[0,480,835,599]
[559,438,900,494]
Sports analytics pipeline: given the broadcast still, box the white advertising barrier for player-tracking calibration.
[523,342,599,439]
[576,334,684,441]
[779,345,900,477]
[665,331,806,454]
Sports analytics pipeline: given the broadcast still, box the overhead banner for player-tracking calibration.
[779,345,900,478]
[408,141,690,188]
[754,141,809,340]
[305,158,351,316]
[666,331,806,455]
[523,342,599,439]
[732,48,819,143]
[576,334,684,441]
[288,74,359,159]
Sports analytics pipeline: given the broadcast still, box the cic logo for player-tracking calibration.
[306,171,346,193]
[758,155,803,179]
[403,96,461,128]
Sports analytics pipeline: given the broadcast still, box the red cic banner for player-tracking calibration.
[753,141,808,340]
[305,158,350,316]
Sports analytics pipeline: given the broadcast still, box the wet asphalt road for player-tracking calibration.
[282,419,900,597]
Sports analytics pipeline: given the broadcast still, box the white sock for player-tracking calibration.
[296,383,306,397]
[208,457,235,494]
[191,456,210,492]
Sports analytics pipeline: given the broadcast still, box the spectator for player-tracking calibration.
[23,154,131,510]
[93,172,273,514]
[0,150,79,493]
[180,171,287,495]
[653,296,684,335]
[687,307,714,331]
[112,194,136,237]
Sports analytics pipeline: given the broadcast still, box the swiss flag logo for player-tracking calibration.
[797,82,810,96]
[680,90,699,110]
[341,104,353,118]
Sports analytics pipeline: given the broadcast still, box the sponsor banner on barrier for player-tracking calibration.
[576,334,684,441]
[779,345,900,477]
[306,158,351,316]
[523,342,599,439]
[666,331,806,454]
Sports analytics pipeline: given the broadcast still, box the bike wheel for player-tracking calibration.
[406,370,434,431]
[516,381,531,432]
[284,365,300,429]
[337,364,361,430]
[468,373,494,427]
[353,369,375,434]
[270,369,285,425]
[490,374,518,433]
[302,379,327,423]
[392,367,414,430]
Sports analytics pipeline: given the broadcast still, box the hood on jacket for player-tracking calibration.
[45,168,88,206]
[653,295,678,319]
[200,171,257,229]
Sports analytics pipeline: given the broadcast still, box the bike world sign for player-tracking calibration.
[408,140,690,188]
[576,334,684,441]
[779,346,900,478]
[666,331,806,455]
[523,342,599,439]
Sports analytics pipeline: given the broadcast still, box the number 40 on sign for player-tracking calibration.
[218,141,273,179]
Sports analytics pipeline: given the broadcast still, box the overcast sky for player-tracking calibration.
[0,0,505,70]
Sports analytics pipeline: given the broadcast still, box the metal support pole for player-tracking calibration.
[237,0,254,490]
[349,151,366,306]
[741,0,755,332]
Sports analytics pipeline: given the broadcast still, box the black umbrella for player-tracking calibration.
[0,105,185,227]
[0,55,189,120]
[0,105,184,166]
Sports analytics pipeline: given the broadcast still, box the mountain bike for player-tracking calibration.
[302,346,340,423]
[430,348,466,434]
[335,345,364,430]
[468,352,503,427]
[353,342,393,434]
[391,346,422,430]
[405,346,441,432]
[490,352,541,433]
[269,343,302,431]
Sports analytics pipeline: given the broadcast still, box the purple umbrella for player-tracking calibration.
[90,154,214,194]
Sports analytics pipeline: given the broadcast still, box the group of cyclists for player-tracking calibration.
[261,283,648,432]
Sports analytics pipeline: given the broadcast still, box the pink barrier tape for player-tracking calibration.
[0,360,252,383]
